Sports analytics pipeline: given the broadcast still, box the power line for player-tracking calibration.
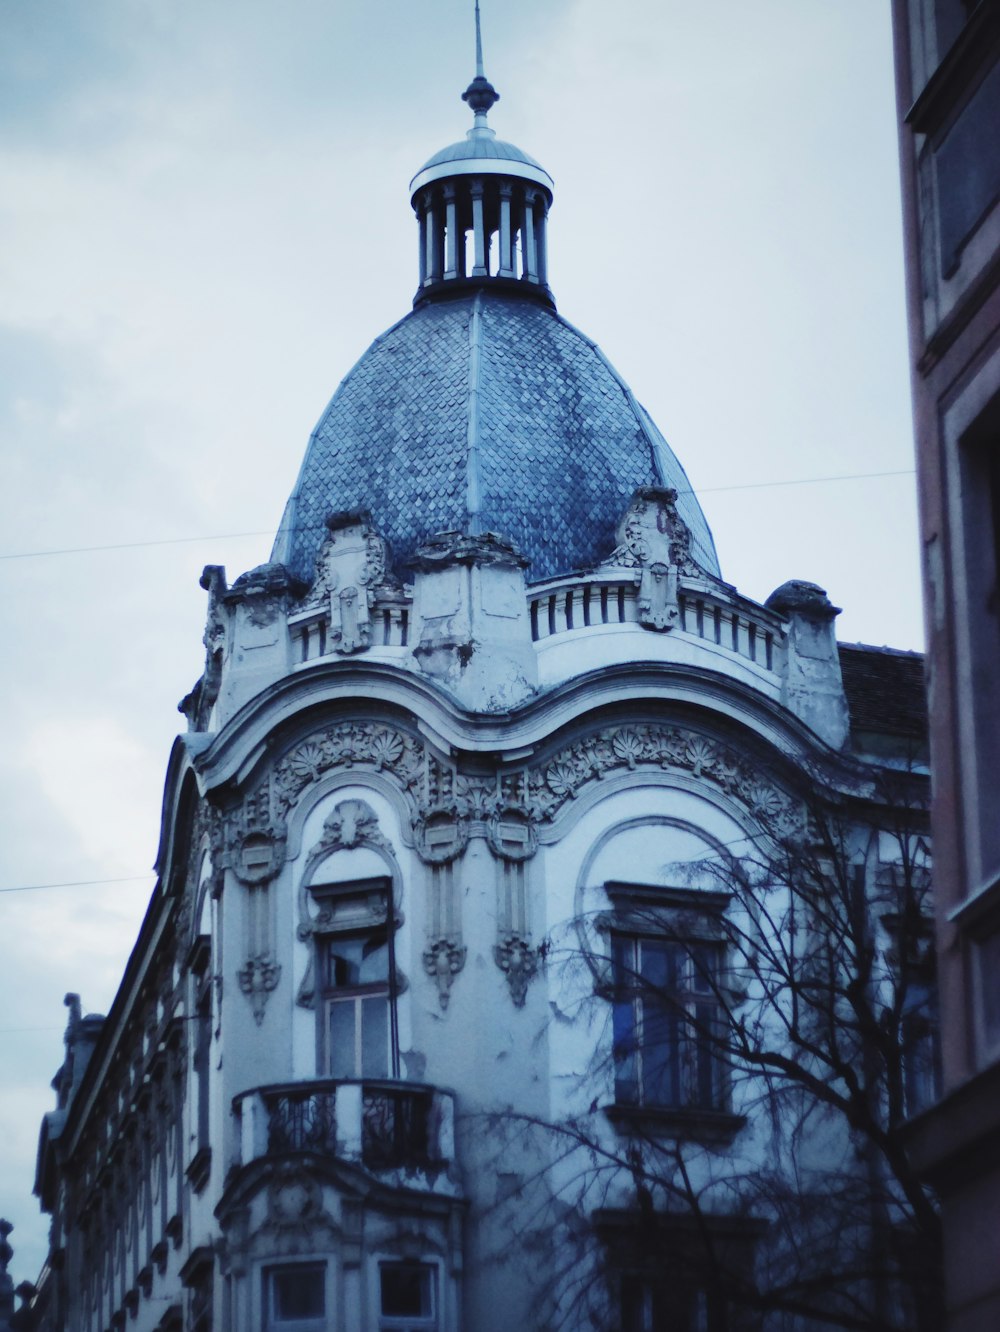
[0,875,155,895]
[692,468,914,495]
[0,530,272,562]
[0,468,916,564]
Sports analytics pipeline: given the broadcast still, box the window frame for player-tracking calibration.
[262,1261,328,1332]
[310,875,400,1081]
[597,1207,763,1332]
[612,932,726,1113]
[601,882,734,1123]
[377,1259,439,1332]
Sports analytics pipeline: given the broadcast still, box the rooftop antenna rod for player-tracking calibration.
[463,0,499,122]
[475,0,485,78]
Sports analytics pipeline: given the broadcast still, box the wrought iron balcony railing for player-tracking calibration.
[233,1079,458,1192]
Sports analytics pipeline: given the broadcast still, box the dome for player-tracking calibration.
[418,136,546,173]
[272,291,720,585]
[409,129,554,196]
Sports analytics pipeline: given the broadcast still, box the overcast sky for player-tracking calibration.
[0,0,919,1283]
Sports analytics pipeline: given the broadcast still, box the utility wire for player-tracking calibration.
[0,469,916,564]
[693,469,914,495]
[0,530,272,562]
[0,875,155,895]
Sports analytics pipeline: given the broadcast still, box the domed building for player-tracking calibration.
[23,23,936,1332]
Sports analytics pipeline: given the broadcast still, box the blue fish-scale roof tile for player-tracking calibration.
[274,293,719,584]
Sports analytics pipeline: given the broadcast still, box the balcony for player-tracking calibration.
[232,1079,460,1196]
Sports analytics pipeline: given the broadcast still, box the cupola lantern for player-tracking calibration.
[409,1,554,307]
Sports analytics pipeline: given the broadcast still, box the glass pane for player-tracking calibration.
[612,934,636,985]
[361,996,389,1077]
[642,1005,681,1107]
[360,934,389,984]
[271,1265,325,1319]
[613,999,639,1104]
[329,1000,357,1078]
[640,938,676,994]
[621,1275,652,1332]
[693,1001,719,1108]
[328,937,366,987]
[688,943,716,995]
[381,1263,432,1316]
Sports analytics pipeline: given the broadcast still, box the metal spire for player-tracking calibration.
[462,0,499,123]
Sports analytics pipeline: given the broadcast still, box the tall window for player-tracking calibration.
[264,1263,326,1332]
[901,980,941,1118]
[612,934,724,1111]
[379,1262,437,1332]
[314,876,399,1080]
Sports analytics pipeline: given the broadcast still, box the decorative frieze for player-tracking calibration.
[245,716,804,890]
[274,724,424,815]
[524,725,805,840]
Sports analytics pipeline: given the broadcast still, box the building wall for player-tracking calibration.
[891,2,1000,1328]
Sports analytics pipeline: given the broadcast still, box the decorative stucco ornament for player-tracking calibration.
[318,798,389,854]
[422,938,467,1010]
[237,954,281,1026]
[274,723,425,816]
[525,724,808,839]
[487,807,537,861]
[414,809,470,865]
[179,564,228,731]
[295,799,396,1011]
[306,509,394,655]
[494,932,538,1007]
[225,784,287,886]
[604,487,705,633]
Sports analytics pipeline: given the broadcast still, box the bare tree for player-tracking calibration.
[471,770,941,1332]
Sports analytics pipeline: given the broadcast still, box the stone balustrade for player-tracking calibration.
[288,596,411,664]
[284,571,785,684]
[527,573,786,679]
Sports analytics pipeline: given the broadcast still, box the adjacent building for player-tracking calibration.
[20,33,937,1332]
[890,5,1000,1329]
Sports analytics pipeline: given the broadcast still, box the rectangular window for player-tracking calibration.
[264,1264,326,1332]
[621,1273,727,1332]
[612,934,724,1111]
[963,432,1000,884]
[379,1262,437,1331]
[901,981,942,1118]
[314,877,399,1080]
